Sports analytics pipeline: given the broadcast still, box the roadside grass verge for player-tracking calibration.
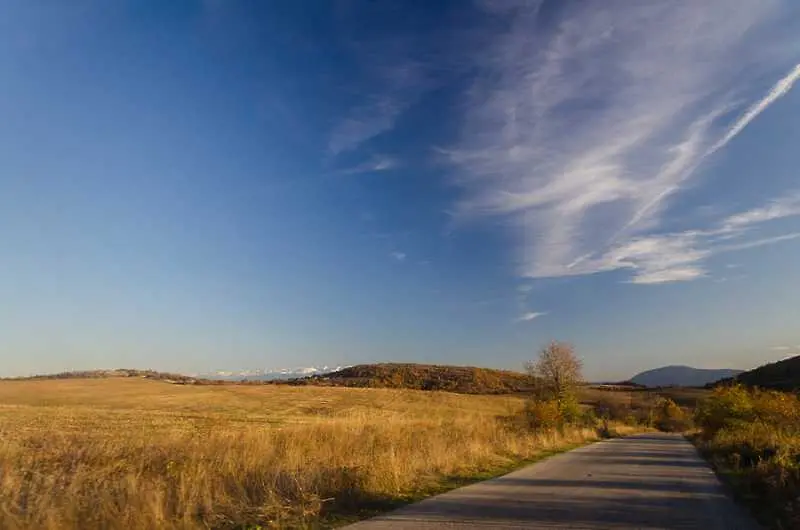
[325,423,643,527]
[692,385,800,530]
[0,378,643,530]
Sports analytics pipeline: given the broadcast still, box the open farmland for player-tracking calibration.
[0,377,637,530]
[579,385,711,409]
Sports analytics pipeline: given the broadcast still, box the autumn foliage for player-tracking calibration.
[289,363,537,394]
[695,385,800,529]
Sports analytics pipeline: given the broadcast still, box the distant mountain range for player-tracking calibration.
[629,365,743,387]
[198,366,344,381]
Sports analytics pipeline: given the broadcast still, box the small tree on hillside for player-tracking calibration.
[526,340,583,406]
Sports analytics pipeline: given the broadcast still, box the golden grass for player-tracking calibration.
[0,378,639,529]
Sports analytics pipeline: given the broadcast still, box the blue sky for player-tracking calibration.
[2,1,800,380]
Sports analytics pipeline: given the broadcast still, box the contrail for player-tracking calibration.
[709,63,800,154]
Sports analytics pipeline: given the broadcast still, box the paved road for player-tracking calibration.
[346,433,760,530]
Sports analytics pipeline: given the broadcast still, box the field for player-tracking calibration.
[579,385,711,416]
[0,378,637,529]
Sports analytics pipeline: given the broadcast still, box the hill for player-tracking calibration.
[722,355,800,391]
[284,363,536,394]
[6,364,537,394]
[7,369,198,384]
[630,365,742,387]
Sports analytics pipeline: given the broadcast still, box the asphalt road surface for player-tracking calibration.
[346,433,761,530]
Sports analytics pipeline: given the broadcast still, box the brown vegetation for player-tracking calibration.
[0,377,641,529]
[288,363,537,394]
[694,385,800,529]
[524,341,586,426]
[525,341,583,401]
[9,363,539,395]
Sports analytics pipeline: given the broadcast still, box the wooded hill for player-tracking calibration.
[718,355,800,391]
[284,363,537,394]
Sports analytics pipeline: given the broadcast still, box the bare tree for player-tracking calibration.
[526,341,583,404]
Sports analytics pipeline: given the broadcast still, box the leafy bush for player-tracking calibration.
[579,407,599,428]
[525,396,604,431]
[694,385,756,438]
[653,398,693,432]
[694,385,800,529]
[557,394,584,425]
[524,400,562,430]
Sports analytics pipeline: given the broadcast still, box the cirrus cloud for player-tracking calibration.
[449,1,800,284]
[516,311,546,322]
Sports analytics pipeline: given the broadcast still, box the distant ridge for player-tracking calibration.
[6,369,198,384]
[630,365,742,387]
[6,367,344,384]
[4,363,536,394]
[717,355,800,391]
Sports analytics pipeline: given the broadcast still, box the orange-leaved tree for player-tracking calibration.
[526,341,584,424]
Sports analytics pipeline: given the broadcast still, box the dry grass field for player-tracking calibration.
[0,378,637,529]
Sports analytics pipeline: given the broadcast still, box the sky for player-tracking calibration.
[2,1,800,381]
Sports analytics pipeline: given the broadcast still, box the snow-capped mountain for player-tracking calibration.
[200,366,343,381]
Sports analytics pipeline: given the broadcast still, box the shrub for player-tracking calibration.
[579,408,598,428]
[524,400,562,430]
[593,397,632,422]
[654,398,693,432]
[557,394,584,425]
[525,395,599,431]
[693,385,800,529]
[694,385,755,438]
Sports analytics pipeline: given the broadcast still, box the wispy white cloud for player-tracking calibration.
[716,232,800,252]
[570,232,709,285]
[719,193,800,234]
[328,35,430,155]
[337,154,398,174]
[536,192,800,284]
[390,251,407,262]
[772,345,792,351]
[329,97,407,155]
[516,311,546,322]
[449,1,800,284]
